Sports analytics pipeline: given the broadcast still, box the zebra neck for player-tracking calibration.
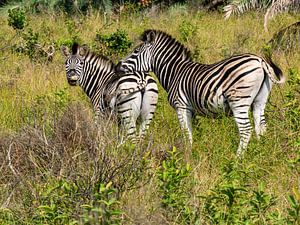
[153,58,187,92]
[80,61,115,100]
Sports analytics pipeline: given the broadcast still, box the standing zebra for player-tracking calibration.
[61,43,158,140]
[116,29,285,157]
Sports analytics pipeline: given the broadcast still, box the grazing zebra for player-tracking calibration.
[61,43,158,140]
[116,29,285,157]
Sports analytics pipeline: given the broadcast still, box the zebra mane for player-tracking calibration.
[141,29,192,60]
[72,42,79,54]
[71,42,115,67]
[85,51,116,70]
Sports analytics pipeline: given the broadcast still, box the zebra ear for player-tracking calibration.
[61,45,70,57]
[142,30,156,43]
[147,30,155,43]
[79,44,89,56]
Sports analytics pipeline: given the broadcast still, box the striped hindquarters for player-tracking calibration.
[112,71,158,138]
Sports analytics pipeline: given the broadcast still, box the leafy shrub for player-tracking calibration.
[65,19,78,37]
[157,147,191,209]
[201,161,277,224]
[11,27,55,62]
[118,2,143,18]
[178,20,197,42]
[64,19,81,43]
[153,0,187,7]
[25,0,113,14]
[21,28,39,59]
[6,8,55,62]
[0,209,20,224]
[20,0,74,14]
[80,182,123,224]
[32,179,81,224]
[8,7,27,31]
[157,147,199,223]
[31,179,123,224]
[55,38,74,49]
[191,45,205,63]
[95,29,132,60]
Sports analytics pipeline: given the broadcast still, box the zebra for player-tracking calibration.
[61,42,158,141]
[116,29,285,157]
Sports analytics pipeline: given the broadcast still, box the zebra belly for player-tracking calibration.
[195,93,231,117]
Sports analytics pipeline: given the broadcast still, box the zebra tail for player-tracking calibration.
[262,56,286,84]
[119,80,147,96]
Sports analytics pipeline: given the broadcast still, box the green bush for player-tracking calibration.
[80,182,123,225]
[11,27,56,62]
[8,7,27,31]
[178,19,197,42]
[157,147,191,209]
[21,28,39,60]
[32,179,81,224]
[95,29,133,60]
[201,161,278,224]
[0,179,123,224]
[0,209,20,224]
[157,147,199,224]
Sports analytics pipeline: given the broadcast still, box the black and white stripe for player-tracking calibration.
[117,29,285,156]
[61,43,158,140]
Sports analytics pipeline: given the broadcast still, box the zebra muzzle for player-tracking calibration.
[67,76,78,86]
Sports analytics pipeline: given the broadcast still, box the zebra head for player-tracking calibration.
[117,30,156,73]
[61,43,88,86]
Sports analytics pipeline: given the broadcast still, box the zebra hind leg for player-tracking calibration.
[139,87,158,139]
[229,70,266,157]
[118,110,138,146]
[118,93,142,144]
[253,103,267,138]
[230,103,252,158]
[252,78,272,138]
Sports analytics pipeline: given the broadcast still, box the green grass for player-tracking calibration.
[0,6,299,224]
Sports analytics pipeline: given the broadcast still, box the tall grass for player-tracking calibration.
[0,6,299,224]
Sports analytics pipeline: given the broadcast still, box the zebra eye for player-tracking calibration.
[79,61,84,66]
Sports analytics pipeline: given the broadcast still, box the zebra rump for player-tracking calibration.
[117,29,285,157]
[61,43,158,140]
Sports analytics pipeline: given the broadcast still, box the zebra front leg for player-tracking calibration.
[176,107,193,145]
